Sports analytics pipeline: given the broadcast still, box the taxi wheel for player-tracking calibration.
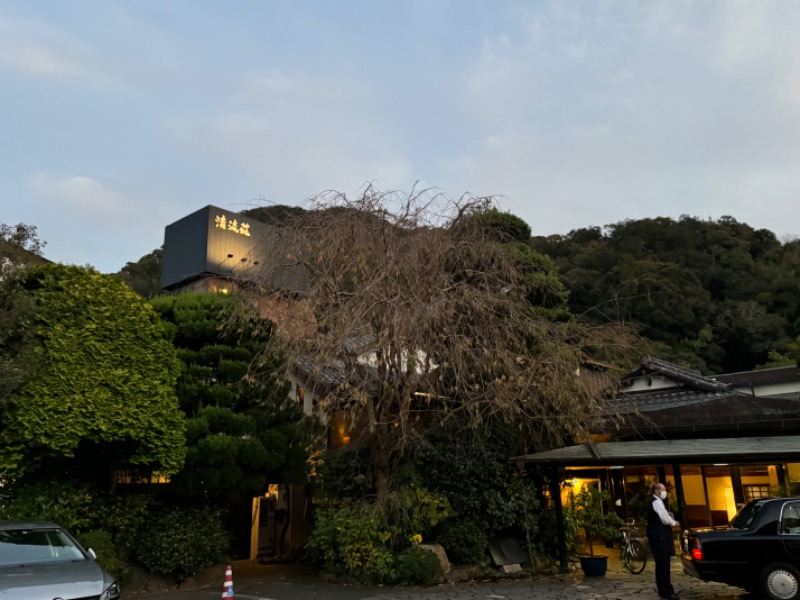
[762,563,800,600]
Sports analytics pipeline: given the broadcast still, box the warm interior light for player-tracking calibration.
[219,288,229,295]
[341,436,351,445]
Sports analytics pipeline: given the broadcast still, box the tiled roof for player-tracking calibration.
[601,387,739,416]
[604,356,800,432]
[621,355,730,393]
[293,355,345,388]
[714,364,800,386]
[516,435,800,466]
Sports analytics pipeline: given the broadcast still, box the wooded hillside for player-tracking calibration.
[531,215,800,374]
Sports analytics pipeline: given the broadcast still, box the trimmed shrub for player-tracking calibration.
[390,545,442,585]
[78,529,126,581]
[136,507,229,581]
[96,494,152,562]
[437,519,488,565]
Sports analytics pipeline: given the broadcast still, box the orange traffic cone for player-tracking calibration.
[221,564,235,598]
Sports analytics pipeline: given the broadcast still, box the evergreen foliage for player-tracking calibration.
[532,216,800,372]
[0,222,46,263]
[150,292,308,507]
[136,506,229,582]
[0,264,186,479]
[413,416,539,562]
[307,486,449,582]
[114,248,163,298]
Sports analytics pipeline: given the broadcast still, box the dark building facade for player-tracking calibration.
[161,205,267,290]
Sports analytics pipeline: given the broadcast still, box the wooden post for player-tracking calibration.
[730,466,744,507]
[672,463,688,531]
[701,465,713,527]
[550,466,569,573]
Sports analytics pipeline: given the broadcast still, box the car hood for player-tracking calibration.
[0,559,109,598]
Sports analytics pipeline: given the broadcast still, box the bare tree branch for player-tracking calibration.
[241,187,640,496]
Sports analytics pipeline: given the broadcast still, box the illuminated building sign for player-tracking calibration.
[214,214,251,237]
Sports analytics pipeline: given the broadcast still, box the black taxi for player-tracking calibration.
[682,497,800,600]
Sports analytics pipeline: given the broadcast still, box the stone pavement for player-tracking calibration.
[355,553,749,600]
[129,552,750,600]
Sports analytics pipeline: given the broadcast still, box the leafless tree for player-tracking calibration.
[246,186,638,498]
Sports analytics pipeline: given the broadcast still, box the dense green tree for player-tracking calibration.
[0,224,46,403]
[460,208,571,320]
[115,248,163,298]
[0,222,46,259]
[1,222,48,285]
[532,216,800,372]
[0,264,186,483]
[149,292,308,506]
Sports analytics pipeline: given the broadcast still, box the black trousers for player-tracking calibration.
[648,534,675,598]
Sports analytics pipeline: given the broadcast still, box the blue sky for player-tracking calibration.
[2,1,800,273]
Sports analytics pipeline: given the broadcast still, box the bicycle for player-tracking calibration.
[619,523,647,574]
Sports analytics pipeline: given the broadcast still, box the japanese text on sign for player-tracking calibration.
[214,215,251,237]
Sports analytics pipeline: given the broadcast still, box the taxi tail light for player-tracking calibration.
[691,538,703,561]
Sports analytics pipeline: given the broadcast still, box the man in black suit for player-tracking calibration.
[647,482,680,600]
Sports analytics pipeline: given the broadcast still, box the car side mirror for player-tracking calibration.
[87,547,97,560]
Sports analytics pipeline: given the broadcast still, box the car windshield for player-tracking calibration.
[0,527,86,566]
[729,500,765,529]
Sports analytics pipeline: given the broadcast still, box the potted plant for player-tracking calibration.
[573,486,620,576]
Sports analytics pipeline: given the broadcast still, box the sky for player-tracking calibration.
[2,1,800,273]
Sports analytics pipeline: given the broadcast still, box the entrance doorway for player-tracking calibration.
[250,484,312,561]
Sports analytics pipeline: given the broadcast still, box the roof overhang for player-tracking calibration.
[514,435,800,467]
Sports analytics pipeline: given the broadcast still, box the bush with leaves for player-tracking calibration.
[437,519,489,565]
[537,497,579,560]
[308,483,450,583]
[0,264,186,480]
[413,417,539,563]
[97,494,152,563]
[312,445,373,501]
[0,480,98,531]
[308,503,393,581]
[389,545,442,585]
[136,507,229,582]
[78,529,126,581]
[380,485,451,552]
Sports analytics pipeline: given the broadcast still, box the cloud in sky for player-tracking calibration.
[444,1,800,235]
[0,14,96,78]
[29,173,126,213]
[2,1,800,273]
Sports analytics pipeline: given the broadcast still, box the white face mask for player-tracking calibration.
[659,491,668,501]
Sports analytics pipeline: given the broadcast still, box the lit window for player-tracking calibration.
[744,484,770,501]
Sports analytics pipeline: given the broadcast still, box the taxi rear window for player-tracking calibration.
[730,500,765,529]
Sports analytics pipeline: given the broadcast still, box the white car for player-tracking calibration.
[0,520,121,600]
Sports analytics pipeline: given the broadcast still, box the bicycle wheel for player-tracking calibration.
[624,539,647,574]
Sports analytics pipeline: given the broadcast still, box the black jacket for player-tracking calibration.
[647,497,673,539]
